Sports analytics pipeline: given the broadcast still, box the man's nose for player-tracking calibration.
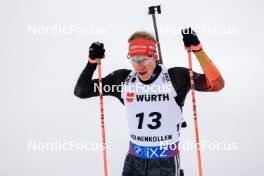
[134,63,145,69]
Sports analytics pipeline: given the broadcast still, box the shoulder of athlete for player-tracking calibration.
[107,69,132,84]
[168,67,189,80]
[167,67,190,90]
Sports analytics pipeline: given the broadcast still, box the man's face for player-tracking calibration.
[130,55,156,81]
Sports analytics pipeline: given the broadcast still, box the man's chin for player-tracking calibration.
[138,75,150,81]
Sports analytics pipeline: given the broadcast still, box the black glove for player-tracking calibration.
[181,27,200,47]
[89,42,105,59]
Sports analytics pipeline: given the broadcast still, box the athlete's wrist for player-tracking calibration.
[88,58,98,64]
[193,47,204,54]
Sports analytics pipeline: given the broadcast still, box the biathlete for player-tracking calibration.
[74,28,225,176]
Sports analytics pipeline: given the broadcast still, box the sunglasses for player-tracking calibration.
[127,55,152,65]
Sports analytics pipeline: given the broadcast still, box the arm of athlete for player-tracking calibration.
[193,49,225,91]
[74,42,131,103]
[181,27,225,92]
[168,28,225,107]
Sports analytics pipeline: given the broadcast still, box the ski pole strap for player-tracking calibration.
[128,141,179,159]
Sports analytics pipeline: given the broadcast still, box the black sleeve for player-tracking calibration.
[168,67,210,107]
[74,62,131,103]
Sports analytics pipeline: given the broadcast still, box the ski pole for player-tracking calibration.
[148,5,163,64]
[97,59,108,176]
[187,51,203,176]
[148,5,187,128]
